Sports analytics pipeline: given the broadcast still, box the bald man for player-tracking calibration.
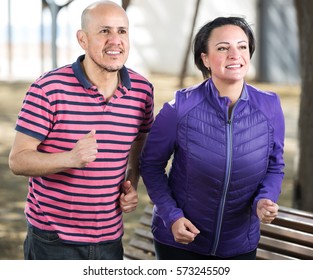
[9,1,154,260]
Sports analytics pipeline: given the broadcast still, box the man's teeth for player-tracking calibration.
[226,65,241,69]
[107,51,120,54]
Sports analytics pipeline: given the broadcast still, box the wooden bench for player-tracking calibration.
[124,204,313,260]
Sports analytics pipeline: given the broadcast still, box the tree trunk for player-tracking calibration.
[122,0,131,10]
[43,0,74,68]
[179,0,201,88]
[294,0,313,212]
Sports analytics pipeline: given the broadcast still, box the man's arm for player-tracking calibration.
[8,130,98,177]
[119,132,147,213]
[125,132,148,189]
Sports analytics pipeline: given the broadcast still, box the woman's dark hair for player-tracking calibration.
[193,17,255,79]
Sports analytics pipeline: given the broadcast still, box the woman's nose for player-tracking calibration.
[228,47,241,59]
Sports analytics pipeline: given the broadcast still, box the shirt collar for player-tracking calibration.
[207,78,249,101]
[72,55,131,90]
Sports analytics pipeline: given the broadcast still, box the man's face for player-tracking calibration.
[79,4,130,73]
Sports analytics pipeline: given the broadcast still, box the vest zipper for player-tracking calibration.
[211,103,237,255]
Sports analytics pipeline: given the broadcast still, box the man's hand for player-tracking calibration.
[70,129,98,168]
[119,180,138,213]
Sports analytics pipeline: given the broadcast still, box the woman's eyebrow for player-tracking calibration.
[215,40,248,46]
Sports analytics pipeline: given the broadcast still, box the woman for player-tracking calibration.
[140,17,285,260]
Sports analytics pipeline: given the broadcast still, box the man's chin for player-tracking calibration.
[104,67,122,73]
[102,62,124,72]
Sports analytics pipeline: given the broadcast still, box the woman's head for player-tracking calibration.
[193,17,255,79]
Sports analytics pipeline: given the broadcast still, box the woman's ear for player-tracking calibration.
[201,52,209,69]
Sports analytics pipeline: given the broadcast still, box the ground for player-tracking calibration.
[0,75,300,259]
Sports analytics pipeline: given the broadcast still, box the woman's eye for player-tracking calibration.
[218,47,228,51]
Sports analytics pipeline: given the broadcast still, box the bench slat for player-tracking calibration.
[129,238,155,253]
[272,206,313,233]
[139,215,152,227]
[134,227,154,239]
[124,247,155,260]
[259,236,313,259]
[256,248,298,260]
[260,223,313,247]
[279,206,313,219]
[273,213,313,233]
[144,205,153,215]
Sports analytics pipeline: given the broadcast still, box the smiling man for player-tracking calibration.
[77,1,130,96]
[8,1,154,260]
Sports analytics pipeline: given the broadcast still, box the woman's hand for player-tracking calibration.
[171,217,200,244]
[257,199,279,224]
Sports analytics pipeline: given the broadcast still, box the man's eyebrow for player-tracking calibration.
[99,25,128,29]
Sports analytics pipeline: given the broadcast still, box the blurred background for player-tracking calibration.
[0,0,299,82]
[0,0,305,259]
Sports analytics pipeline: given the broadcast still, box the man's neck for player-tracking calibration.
[81,59,121,99]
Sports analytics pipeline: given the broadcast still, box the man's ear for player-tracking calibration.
[76,30,87,50]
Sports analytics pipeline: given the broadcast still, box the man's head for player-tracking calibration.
[77,1,129,73]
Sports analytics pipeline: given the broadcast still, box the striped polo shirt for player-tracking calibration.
[15,55,154,244]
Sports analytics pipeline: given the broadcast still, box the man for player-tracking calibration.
[8,0,154,260]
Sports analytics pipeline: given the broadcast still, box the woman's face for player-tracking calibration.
[201,24,250,84]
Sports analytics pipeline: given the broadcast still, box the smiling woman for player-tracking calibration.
[200,24,251,106]
[140,17,286,260]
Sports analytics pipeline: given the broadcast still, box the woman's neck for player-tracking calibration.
[212,78,244,105]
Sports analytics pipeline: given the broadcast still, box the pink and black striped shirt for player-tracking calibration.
[15,55,154,244]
